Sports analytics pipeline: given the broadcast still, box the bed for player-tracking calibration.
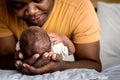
[0,1,120,80]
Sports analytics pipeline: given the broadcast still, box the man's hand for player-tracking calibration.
[15,51,63,74]
[18,60,63,75]
[14,51,40,71]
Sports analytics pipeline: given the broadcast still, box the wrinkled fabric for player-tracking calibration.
[0,68,108,80]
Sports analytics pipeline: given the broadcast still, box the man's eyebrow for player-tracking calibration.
[11,0,24,4]
[12,0,20,1]
[11,0,22,3]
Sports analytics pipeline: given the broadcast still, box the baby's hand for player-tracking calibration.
[46,51,63,61]
[48,33,62,44]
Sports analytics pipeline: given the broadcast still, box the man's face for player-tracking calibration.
[10,0,54,26]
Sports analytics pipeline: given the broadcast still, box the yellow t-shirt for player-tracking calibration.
[43,0,100,43]
[0,0,100,44]
[0,0,27,40]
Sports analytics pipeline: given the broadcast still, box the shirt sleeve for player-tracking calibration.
[72,0,100,44]
[0,19,13,38]
[0,2,13,37]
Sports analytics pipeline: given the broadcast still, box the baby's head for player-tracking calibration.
[20,26,51,58]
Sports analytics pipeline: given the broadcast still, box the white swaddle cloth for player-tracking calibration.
[51,42,74,61]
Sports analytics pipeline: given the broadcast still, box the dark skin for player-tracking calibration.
[15,41,101,74]
[0,35,17,69]
[0,35,100,72]
[2,0,101,74]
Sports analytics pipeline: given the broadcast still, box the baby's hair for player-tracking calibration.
[20,26,51,58]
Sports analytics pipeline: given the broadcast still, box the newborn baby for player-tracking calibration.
[16,26,75,61]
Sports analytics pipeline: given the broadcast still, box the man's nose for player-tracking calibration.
[25,3,39,16]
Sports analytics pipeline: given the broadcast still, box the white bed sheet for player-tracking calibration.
[1,65,120,80]
[0,68,107,80]
[102,65,120,80]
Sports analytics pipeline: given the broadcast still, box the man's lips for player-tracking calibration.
[29,14,46,24]
[30,16,41,23]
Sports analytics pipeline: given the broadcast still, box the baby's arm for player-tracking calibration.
[48,33,75,54]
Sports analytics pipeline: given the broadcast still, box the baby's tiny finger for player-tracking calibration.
[52,54,62,61]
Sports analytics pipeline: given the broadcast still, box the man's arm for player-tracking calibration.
[53,41,101,72]
[73,41,101,71]
[0,35,17,69]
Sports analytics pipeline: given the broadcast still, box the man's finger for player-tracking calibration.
[20,63,34,75]
[24,62,53,74]
[14,51,24,60]
[33,52,51,68]
[15,60,23,70]
[22,63,38,75]
[23,54,40,65]
[52,54,63,61]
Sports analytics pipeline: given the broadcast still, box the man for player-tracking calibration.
[0,0,101,74]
